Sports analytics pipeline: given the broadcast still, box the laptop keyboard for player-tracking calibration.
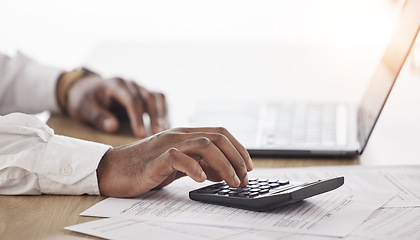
[260,103,347,147]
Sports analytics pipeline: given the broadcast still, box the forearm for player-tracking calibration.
[0,113,111,195]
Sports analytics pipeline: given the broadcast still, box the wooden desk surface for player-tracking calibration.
[0,115,359,240]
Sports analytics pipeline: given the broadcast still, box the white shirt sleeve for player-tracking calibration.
[0,113,112,195]
[0,52,63,115]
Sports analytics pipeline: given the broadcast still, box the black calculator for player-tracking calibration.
[189,176,344,211]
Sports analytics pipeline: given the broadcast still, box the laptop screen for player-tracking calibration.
[358,0,420,152]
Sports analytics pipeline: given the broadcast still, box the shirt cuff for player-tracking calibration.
[38,134,112,195]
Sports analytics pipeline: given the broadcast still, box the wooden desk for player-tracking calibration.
[0,115,359,240]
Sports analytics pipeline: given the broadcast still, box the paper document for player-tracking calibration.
[67,207,420,240]
[81,167,393,237]
[254,165,420,207]
[66,218,263,240]
[69,165,420,240]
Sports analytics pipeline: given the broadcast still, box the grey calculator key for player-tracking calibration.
[249,192,259,198]
[248,192,260,198]
[259,189,269,194]
[278,180,290,186]
[218,189,230,195]
[228,191,240,196]
[239,192,250,197]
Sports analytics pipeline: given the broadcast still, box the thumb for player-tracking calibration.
[80,101,120,133]
[101,115,119,133]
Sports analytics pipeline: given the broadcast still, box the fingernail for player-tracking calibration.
[248,160,254,171]
[103,118,113,131]
[234,175,240,186]
[243,174,249,186]
[201,171,207,181]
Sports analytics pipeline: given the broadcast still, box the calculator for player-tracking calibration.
[189,176,344,211]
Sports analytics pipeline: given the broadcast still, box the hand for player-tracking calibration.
[66,74,169,138]
[96,127,254,197]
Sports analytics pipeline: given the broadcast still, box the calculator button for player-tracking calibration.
[239,192,250,197]
[189,176,345,211]
[218,189,230,195]
[259,189,269,194]
[248,192,259,198]
[228,191,240,196]
[278,180,290,186]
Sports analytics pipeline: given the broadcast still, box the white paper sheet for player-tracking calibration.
[81,189,388,237]
[81,166,394,237]
[67,207,420,240]
[253,165,420,207]
[70,165,420,239]
[66,218,262,240]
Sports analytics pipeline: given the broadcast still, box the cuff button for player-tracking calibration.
[61,165,73,176]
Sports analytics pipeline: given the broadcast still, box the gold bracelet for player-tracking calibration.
[56,68,95,111]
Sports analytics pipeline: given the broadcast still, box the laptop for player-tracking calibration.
[190,0,420,157]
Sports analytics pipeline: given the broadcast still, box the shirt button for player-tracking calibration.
[61,166,73,176]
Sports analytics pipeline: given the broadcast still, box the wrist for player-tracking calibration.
[96,148,118,196]
[56,67,97,112]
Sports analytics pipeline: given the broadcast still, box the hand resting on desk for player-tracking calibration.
[96,127,254,197]
[64,73,169,138]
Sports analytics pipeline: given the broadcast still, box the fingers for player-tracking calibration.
[97,127,252,197]
[160,148,207,183]
[174,127,253,172]
[76,99,120,133]
[97,145,206,198]
[107,78,169,138]
[153,127,253,187]
[151,91,170,131]
[177,137,245,187]
[134,84,169,134]
[66,74,169,137]
[141,148,207,193]
[106,79,147,137]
